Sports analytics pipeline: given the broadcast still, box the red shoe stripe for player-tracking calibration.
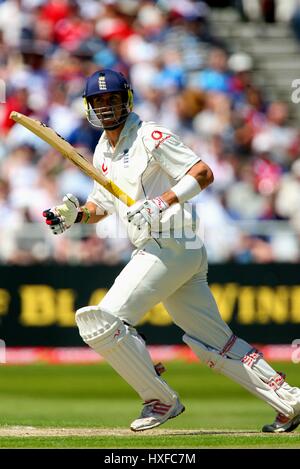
[143,399,173,415]
[153,404,172,414]
[153,402,171,406]
[153,405,171,412]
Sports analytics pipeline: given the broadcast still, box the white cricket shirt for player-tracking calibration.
[87,112,201,247]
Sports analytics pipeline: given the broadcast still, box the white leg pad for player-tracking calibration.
[76,306,177,404]
[183,334,300,418]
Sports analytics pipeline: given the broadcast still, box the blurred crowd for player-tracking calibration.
[0,0,300,265]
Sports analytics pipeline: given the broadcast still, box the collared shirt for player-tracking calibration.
[88,112,201,247]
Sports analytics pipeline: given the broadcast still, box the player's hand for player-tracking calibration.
[43,193,79,235]
[126,197,169,231]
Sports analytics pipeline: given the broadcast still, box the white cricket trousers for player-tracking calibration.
[96,233,300,419]
[99,233,233,351]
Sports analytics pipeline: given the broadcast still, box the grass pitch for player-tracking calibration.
[0,361,299,448]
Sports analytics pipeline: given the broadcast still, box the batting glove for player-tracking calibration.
[43,193,79,235]
[126,197,169,231]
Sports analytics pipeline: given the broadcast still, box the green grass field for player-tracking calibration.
[0,361,300,448]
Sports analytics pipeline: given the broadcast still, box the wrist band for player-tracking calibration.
[75,207,91,224]
[171,174,201,204]
[82,207,91,224]
[153,196,169,211]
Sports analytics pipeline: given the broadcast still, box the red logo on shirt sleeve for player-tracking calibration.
[151,130,172,148]
[151,130,163,140]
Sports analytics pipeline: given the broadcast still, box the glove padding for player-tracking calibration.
[126,197,169,232]
[43,193,79,235]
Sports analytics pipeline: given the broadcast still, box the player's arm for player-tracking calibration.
[127,128,214,227]
[127,160,213,227]
[160,160,214,206]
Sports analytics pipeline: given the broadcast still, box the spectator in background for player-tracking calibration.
[191,47,231,94]
[174,87,206,136]
[193,91,232,140]
[0,88,32,135]
[275,159,300,228]
[234,233,274,263]
[228,52,253,106]
[252,102,300,165]
[225,162,270,220]
[47,83,80,138]
[0,0,23,47]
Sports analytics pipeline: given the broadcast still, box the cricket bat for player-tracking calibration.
[9,111,135,207]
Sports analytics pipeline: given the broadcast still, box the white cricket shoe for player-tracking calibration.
[130,398,185,432]
[262,412,300,433]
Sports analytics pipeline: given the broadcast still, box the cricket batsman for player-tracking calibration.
[43,69,300,433]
